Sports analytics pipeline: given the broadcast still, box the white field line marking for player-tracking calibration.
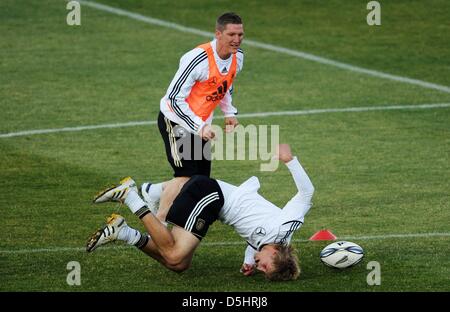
[1,232,449,255]
[1,102,449,139]
[78,0,450,94]
[0,120,155,139]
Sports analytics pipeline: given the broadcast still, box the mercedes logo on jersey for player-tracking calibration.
[253,227,266,236]
[251,227,267,246]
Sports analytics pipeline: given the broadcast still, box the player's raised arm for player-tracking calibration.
[276,144,314,197]
[276,144,315,221]
[276,143,294,163]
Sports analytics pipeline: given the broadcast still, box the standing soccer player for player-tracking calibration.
[150,12,244,214]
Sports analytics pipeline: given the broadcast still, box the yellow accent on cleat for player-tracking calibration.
[107,213,122,223]
[86,214,127,252]
[92,177,137,204]
[120,176,133,184]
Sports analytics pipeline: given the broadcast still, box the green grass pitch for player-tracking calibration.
[0,0,449,291]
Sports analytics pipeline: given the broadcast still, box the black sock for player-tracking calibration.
[134,233,150,249]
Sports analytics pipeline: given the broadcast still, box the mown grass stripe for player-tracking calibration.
[2,232,448,254]
[1,103,449,138]
[77,0,450,94]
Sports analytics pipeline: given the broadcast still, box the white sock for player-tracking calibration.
[118,225,141,245]
[148,183,163,202]
[118,226,151,249]
[124,190,148,214]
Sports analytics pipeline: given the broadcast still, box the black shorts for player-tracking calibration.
[166,175,224,240]
[158,112,211,177]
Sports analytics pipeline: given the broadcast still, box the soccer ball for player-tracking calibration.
[320,241,364,269]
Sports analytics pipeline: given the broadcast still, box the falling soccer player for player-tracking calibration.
[87,144,314,281]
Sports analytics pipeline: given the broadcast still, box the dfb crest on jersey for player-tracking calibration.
[195,218,205,231]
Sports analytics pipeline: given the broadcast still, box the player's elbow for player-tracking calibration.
[309,184,315,196]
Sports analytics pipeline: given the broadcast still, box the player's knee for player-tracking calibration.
[164,249,193,272]
[165,255,191,273]
[161,177,189,202]
[164,250,186,268]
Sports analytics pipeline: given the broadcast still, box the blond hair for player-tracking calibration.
[266,244,300,281]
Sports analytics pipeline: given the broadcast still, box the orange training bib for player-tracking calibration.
[185,42,237,121]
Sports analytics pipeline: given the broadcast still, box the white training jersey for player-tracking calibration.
[160,39,244,134]
[217,157,314,265]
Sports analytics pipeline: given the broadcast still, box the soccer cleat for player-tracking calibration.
[141,182,160,214]
[93,177,137,204]
[86,214,126,252]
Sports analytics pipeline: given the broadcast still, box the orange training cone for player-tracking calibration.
[309,229,337,241]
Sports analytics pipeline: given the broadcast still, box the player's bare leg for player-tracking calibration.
[91,176,198,272]
[156,177,189,221]
[138,213,199,271]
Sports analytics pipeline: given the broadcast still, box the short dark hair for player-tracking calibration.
[266,244,300,281]
[216,12,243,31]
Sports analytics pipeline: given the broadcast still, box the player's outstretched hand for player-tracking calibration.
[240,263,256,276]
[276,144,294,163]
